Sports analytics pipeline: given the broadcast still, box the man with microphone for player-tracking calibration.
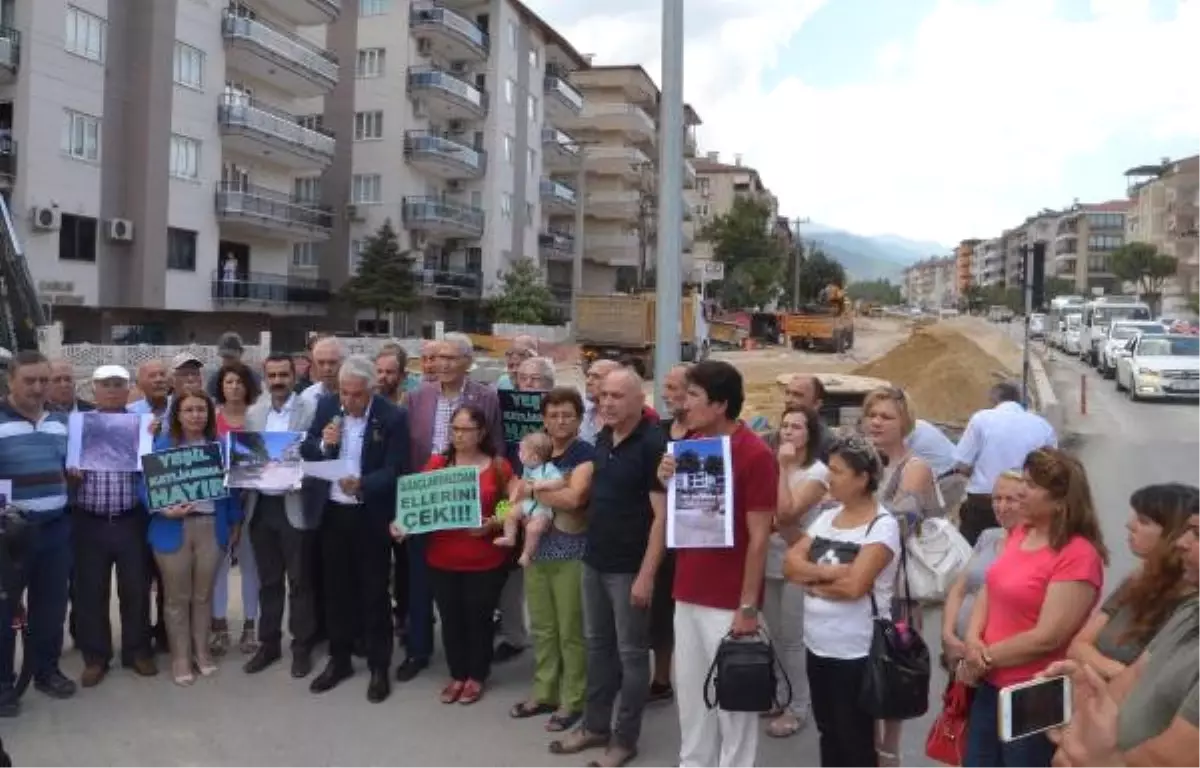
[300,355,410,703]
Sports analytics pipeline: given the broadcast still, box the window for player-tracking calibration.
[356,48,385,78]
[349,239,366,274]
[292,242,319,269]
[297,114,323,132]
[527,148,536,175]
[504,134,514,163]
[173,42,205,89]
[58,214,98,263]
[1088,234,1122,252]
[61,110,101,161]
[359,0,388,16]
[167,228,197,271]
[352,174,382,204]
[527,94,537,122]
[529,48,539,70]
[294,177,322,205]
[354,110,384,140]
[501,192,513,219]
[507,20,517,48]
[169,135,200,180]
[505,78,515,105]
[65,6,106,62]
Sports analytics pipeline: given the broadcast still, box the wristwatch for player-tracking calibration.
[738,604,758,619]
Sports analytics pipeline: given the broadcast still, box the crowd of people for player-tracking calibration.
[0,329,1196,768]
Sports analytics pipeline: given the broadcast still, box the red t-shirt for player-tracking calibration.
[982,526,1104,688]
[673,424,778,610]
[215,411,234,438]
[423,454,512,572]
[642,405,660,423]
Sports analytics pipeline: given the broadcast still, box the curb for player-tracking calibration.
[1029,345,1064,435]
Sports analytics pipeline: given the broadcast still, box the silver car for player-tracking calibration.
[1100,321,1168,379]
[1115,333,1200,401]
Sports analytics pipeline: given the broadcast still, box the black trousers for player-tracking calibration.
[807,651,877,767]
[249,496,317,651]
[960,494,998,547]
[320,502,393,670]
[146,545,165,641]
[72,510,151,666]
[428,565,507,683]
[392,539,409,626]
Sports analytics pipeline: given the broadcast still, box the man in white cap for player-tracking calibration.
[70,365,158,688]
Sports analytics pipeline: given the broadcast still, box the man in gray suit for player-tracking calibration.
[241,353,321,678]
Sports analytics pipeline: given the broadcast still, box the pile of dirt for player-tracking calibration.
[852,325,1014,426]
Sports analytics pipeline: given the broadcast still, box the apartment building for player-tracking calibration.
[1125,154,1199,311]
[954,238,978,293]
[975,237,1004,288]
[554,64,699,297]
[688,151,776,279]
[1052,200,1128,296]
[901,255,956,308]
[1,0,351,345]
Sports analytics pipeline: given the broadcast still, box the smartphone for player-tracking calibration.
[998,675,1072,743]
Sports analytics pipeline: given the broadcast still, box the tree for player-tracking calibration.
[960,284,988,313]
[846,278,902,305]
[1044,277,1077,303]
[795,248,847,305]
[700,195,787,309]
[488,257,555,324]
[1110,242,1178,313]
[339,219,418,324]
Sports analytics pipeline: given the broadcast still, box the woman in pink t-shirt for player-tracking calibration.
[958,448,1108,767]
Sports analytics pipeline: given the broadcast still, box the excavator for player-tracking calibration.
[0,193,48,394]
[779,283,855,352]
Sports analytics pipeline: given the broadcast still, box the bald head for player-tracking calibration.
[311,337,345,389]
[585,359,620,400]
[137,359,170,400]
[598,368,645,430]
[784,373,824,411]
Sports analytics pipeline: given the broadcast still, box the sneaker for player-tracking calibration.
[34,670,77,699]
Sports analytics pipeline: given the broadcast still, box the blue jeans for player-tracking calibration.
[0,514,73,686]
[964,682,1056,767]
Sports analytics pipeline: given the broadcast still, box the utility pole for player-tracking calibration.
[570,151,587,338]
[653,0,684,403]
[1021,243,1033,407]
[790,216,809,310]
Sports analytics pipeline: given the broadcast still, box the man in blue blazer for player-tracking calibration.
[300,355,410,704]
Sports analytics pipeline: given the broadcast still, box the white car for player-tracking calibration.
[1100,321,1169,379]
[1063,327,1083,356]
[1115,334,1200,401]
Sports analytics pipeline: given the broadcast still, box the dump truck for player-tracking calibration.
[780,284,855,352]
[575,293,709,377]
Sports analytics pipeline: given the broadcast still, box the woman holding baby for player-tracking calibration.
[507,387,595,733]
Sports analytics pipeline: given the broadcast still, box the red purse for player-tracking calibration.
[925,680,973,766]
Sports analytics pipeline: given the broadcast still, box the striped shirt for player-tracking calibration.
[0,402,69,517]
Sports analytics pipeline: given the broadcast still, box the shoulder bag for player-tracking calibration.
[703,630,793,713]
[859,526,932,720]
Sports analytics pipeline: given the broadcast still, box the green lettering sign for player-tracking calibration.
[394,466,482,535]
[499,390,546,445]
[141,443,229,512]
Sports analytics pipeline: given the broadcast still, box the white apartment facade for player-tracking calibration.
[1125,155,1199,311]
[332,0,587,334]
[1,0,350,346]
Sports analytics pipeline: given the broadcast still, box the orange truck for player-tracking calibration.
[575,292,709,377]
[780,284,855,352]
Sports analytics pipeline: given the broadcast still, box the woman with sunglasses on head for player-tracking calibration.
[145,391,243,687]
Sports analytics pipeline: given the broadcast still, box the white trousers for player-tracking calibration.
[675,601,759,768]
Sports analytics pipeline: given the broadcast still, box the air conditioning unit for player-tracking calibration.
[346,204,365,222]
[447,119,466,134]
[31,206,61,232]
[417,38,433,57]
[107,218,135,242]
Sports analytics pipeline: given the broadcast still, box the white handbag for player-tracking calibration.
[904,517,972,602]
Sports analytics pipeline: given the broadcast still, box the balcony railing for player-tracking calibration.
[218,94,335,157]
[416,268,482,297]
[222,11,338,84]
[0,136,15,183]
[0,27,20,74]
[402,196,485,234]
[541,180,577,206]
[410,3,489,54]
[408,66,488,112]
[543,69,584,112]
[215,182,334,231]
[542,128,580,156]
[404,130,486,174]
[210,270,332,305]
[539,231,575,256]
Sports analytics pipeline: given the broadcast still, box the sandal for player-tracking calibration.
[209,620,231,657]
[171,660,194,687]
[440,680,465,704]
[458,679,484,705]
[586,747,639,767]
[194,657,218,677]
[766,712,803,738]
[546,710,582,732]
[239,621,259,654]
[548,729,609,755]
[511,700,556,719]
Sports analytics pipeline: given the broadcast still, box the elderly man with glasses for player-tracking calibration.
[496,336,540,391]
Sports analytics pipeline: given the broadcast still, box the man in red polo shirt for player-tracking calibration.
[658,360,777,767]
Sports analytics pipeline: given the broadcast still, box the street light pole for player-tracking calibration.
[653,0,684,402]
[571,153,586,339]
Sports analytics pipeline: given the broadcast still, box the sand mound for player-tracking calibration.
[852,325,1014,426]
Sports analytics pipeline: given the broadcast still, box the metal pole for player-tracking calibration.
[1021,244,1033,407]
[654,0,684,405]
[570,156,586,339]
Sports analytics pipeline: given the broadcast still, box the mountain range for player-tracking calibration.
[796,223,951,283]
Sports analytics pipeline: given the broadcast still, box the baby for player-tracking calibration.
[495,432,566,567]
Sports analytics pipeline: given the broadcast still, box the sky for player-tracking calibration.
[524,0,1200,247]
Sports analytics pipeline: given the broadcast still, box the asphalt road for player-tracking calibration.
[4,336,1197,766]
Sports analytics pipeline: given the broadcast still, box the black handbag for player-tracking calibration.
[860,529,932,720]
[703,631,793,713]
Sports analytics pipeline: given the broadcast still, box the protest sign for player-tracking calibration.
[142,443,228,512]
[499,390,545,445]
[395,466,481,535]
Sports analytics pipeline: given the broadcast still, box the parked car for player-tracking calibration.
[1100,321,1169,379]
[1030,313,1047,340]
[1115,333,1200,402]
[1063,325,1084,357]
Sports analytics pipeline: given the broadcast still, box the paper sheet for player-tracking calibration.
[302,460,354,482]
